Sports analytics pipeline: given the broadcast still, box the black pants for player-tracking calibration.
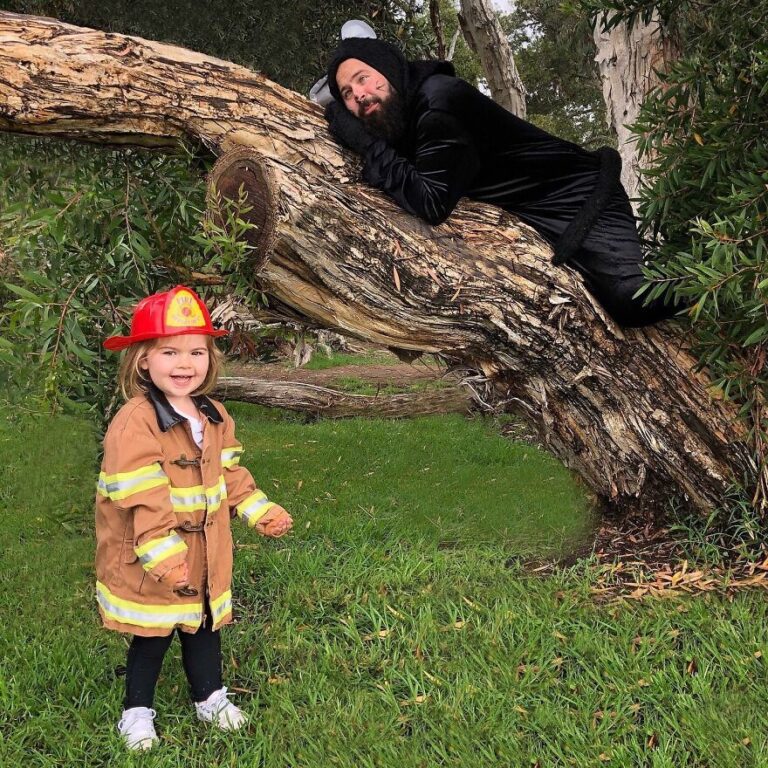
[521,186,684,328]
[569,192,682,327]
[124,620,222,709]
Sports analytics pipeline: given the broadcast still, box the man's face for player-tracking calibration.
[336,58,393,120]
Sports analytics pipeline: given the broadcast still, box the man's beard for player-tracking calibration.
[359,89,407,145]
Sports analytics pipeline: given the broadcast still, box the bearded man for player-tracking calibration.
[324,38,680,328]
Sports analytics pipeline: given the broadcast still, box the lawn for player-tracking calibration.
[1,405,767,767]
[297,348,401,371]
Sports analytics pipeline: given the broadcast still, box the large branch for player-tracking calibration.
[214,377,471,418]
[0,12,752,515]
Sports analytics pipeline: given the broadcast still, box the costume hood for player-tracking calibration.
[327,37,455,106]
[405,60,455,103]
[327,38,408,101]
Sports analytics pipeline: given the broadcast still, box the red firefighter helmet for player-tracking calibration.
[103,286,228,351]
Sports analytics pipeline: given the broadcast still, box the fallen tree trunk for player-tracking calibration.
[214,377,472,419]
[0,12,753,515]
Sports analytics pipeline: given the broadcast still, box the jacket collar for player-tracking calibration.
[146,383,223,432]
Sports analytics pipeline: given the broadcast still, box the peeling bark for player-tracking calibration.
[0,12,752,515]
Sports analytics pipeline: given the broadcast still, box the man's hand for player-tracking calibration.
[324,101,376,155]
[255,505,293,538]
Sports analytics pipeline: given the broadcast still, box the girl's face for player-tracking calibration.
[140,334,210,405]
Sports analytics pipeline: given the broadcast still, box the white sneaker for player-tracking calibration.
[195,687,246,731]
[117,706,158,750]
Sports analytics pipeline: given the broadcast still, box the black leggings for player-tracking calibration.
[124,620,222,708]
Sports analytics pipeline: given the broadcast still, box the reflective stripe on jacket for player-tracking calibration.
[95,387,274,637]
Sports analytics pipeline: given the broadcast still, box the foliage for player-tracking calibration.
[580,0,768,530]
[501,0,611,146]
[0,136,265,417]
[3,406,768,767]
[669,484,768,565]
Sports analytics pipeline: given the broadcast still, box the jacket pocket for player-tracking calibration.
[122,542,138,564]
[121,518,138,564]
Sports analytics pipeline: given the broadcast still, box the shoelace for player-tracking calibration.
[201,688,235,714]
[118,707,157,730]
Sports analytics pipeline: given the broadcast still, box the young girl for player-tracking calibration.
[96,285,293,750]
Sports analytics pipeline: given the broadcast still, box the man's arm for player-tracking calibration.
[326,101,480,225]
[363,110,480,224]
[361,109,481,225]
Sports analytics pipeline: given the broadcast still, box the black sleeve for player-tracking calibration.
[361,108,481,225]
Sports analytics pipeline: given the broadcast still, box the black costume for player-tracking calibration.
[326,39,678,327]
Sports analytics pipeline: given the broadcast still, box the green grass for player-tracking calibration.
[300,349,400,371]
[226,402,594,556]
[2,406,768,767]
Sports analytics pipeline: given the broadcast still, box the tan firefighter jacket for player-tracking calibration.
[95,385,277,637]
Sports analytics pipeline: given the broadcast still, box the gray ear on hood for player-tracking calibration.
[308,76,333,106]
[340,19,376,40]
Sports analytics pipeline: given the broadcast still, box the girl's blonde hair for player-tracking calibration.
[116,335,224,401]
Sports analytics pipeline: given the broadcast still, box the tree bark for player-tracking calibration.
[430,0,447,61]
[214,377,471,418]
[593,11,679,203]
[0,12,752,515]
[457,0,526,117]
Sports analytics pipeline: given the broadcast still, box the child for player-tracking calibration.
[96,285,293,750]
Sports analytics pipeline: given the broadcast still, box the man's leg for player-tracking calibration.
[569,192,682,328]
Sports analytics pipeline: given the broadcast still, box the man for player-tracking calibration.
[324,37,679,327]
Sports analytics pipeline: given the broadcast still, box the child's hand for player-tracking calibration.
[256,505,293,538]
[164,561,189,589]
